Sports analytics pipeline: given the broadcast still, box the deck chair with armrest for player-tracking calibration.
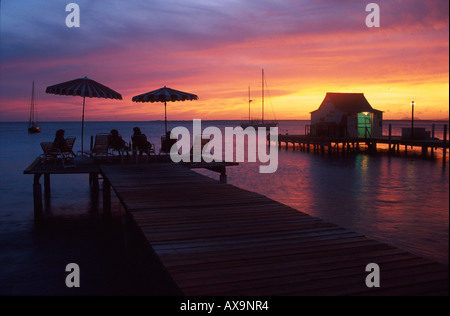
[190,135,213,162]
[108,139,131,164]
[132,134,155,163]
[83,134,110,161]
[64,137,76,157]
[160,134,178,154]
[169,135,211,162]
[40,136,76,168]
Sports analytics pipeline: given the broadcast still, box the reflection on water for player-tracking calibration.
[221,150,448,264]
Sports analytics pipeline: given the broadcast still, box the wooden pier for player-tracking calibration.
[277,134,448,160]
[23,156,235,219]
[98,162,448,296]
[23,157,102,219]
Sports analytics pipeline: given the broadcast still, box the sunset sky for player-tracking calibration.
[0,0,448,121]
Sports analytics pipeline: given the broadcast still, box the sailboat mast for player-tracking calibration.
[248,86,251,122]
[262,69,264,123]
[29,81,35,125]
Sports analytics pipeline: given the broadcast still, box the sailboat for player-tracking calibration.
[241,69,278,129]
[28,81,41,134]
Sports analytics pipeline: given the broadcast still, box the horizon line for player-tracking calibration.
[3,118,450,123]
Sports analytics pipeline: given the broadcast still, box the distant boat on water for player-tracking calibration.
[28,81,41,134]
[241,69,278,129]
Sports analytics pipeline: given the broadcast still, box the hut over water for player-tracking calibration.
[310,93,383,138]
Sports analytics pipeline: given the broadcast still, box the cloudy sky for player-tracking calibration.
[0,0,448,121]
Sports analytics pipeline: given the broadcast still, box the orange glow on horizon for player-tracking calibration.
[1,79,448,122]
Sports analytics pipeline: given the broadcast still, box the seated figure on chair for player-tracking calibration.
[132,127,152,155]
[53,129,69,152]
[108,129,129,151]
[161,131,177,153]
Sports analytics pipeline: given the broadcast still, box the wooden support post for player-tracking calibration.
[33,174,43,220]
[422,146,428,157]
[219,171,227,184]
[103,179,111,218]
[367,141,377,153]
[44,173,51,196]
[444,125,448,164]
[431,124,435,157]
[388,124,392,154]
[90,172,99,192]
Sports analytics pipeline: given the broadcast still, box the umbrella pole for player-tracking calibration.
[81,96,85,153]
[164,101,168,135]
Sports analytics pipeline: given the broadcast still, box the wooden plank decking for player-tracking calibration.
[100,163,448,296]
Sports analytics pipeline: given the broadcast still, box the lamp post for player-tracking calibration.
[411,100,415,139]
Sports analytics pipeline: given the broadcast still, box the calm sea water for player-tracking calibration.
[0,120,448,293]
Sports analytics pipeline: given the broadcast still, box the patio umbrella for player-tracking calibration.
[46,76,122,152]
[132,86,198,135]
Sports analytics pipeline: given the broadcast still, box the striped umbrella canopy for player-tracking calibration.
[46,76,122,152]
[132,86,198,135]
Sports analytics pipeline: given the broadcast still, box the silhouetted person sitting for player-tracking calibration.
[132,127,151,155]
[161,131,176,153]
[108,129,128,150]
[52,129,68,151]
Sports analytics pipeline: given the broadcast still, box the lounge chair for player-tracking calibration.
[190,135,212,162]
[160,135,178,154]
[171,135,211,162]
[40,136,76,168]
[109,142,131,164]
[132,135,155,163]
[83,134,110,160]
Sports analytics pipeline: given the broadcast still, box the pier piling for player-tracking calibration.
[103,179,111,218]
[44,174,51,196]
[277,133,448,159]
[33,174,43,219]
[444,125,448,164]
[388,124,392,154]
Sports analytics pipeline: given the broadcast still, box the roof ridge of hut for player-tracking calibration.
[312,92,382,113]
